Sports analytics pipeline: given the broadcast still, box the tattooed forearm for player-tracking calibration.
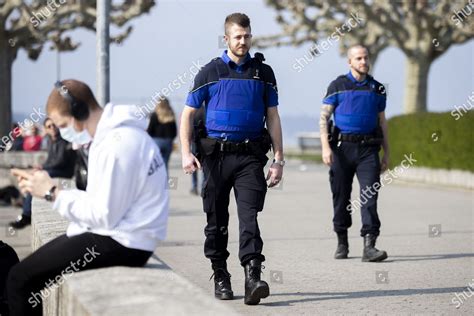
[319,104,334,138]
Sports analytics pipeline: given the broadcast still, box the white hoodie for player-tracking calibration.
[53,103,169,252]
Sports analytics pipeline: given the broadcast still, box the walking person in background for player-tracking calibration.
[9,118,76,229]
[147,97,177,173]
[320,44,389,262]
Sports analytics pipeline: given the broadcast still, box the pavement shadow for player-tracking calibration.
[144,253,174,270]
[260,286,468,307]
[340,253,474,262]
[385,253,474,262]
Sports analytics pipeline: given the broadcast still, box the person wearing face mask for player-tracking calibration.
[7,79,169,316]
[9,118,76,229]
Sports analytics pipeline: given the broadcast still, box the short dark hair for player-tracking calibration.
[46,79,100,117]
[224,13,251,35]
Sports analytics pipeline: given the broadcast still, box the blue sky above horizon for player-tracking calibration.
[12,0,474,137]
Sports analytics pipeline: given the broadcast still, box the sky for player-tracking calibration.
[11,0,474,144]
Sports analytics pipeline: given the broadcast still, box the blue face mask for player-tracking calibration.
[59,124,92,145]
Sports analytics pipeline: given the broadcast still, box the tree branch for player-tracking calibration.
[3,1,156,60]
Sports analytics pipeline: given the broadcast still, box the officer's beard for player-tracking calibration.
[229,45,249,58]
[354,65,370,76]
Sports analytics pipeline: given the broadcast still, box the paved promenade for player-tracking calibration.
[2,156,473,315]
[158,156,473,315]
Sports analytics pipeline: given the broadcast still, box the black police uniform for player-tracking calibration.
[323,71,386,237]
[185,50,278,266]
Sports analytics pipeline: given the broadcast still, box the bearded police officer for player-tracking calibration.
[320,45,389,262]
[180,13,283,305]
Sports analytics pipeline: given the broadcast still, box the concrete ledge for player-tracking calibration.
[32,198,237,315]
[0,152,48,187]
[287,158,473,190]
[0,151,47,168]
[394,167,473,190]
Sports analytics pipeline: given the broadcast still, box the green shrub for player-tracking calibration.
[387,111,473,171]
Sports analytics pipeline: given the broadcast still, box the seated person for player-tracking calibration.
[10,124,24,151]
[22,125,42,152]
[7,79,169,316]
[9,118,76,229]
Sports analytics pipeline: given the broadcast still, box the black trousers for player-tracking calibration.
[7,233,152,316]
[201,151,267,267]
[329,142,382,237]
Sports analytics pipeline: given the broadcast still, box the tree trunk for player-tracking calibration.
[403,56,431,113]
[0,37,13,139]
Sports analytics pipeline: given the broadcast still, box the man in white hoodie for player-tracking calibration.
[7,79,169,316]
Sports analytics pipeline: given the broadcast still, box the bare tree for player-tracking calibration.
[0,0,155,138]
[258,0,474,113]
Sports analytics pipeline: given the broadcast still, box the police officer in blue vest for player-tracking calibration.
[180,13,284,305]
[320,44,389,262]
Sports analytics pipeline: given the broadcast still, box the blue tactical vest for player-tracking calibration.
[186,52,279,141]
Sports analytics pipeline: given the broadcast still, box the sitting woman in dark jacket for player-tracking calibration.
[9,118,76,229]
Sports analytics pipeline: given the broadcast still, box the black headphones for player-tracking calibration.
[54,81,90,121]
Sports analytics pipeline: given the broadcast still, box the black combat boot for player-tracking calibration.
[211,262,233,300]
[244,259,269,305]
[334,231,349,259]
[362,234,387,262]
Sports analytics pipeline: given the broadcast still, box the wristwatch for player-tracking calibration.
[44,186,57,202]
[272,159,286,167]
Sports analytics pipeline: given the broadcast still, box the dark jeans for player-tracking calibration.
[7,233,152,316]
[153,137,173,172]
[329,142,382,237]
[201,151,267,266]
[22,168,71,217]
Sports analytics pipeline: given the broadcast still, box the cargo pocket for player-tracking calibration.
[201,184,216,214]
[255,188,266,212]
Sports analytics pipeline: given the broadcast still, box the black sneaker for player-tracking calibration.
[9,215,31,229]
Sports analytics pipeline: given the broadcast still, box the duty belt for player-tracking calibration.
[215,139,252,153]
[340,133,378,143]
